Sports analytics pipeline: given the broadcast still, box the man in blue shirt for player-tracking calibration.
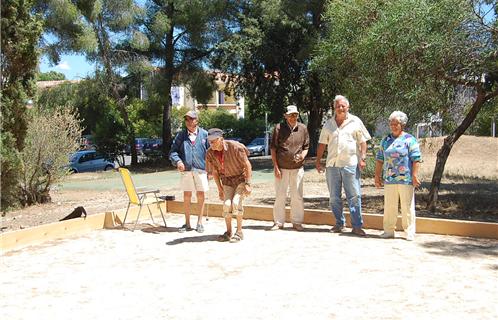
[169,111,210,233]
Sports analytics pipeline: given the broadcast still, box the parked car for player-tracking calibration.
[125,137,149,155]
[79,134,95,150]
[225,137,244,143]
[143,138,163,156]
[69,150,114,173]
[246,137,266,156]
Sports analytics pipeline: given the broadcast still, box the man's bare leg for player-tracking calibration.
[183,191,192,228]
[196,191,205,226]
[236,215,243,234]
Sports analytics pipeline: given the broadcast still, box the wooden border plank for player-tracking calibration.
[1,200,496,252]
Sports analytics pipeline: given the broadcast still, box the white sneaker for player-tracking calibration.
[380,231,395,239]
[405,233,415,241]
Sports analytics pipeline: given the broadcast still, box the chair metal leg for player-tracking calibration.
[122,202,131,227]
[146,202,155,224]
[154,192,167,227]
[133,204,143,231]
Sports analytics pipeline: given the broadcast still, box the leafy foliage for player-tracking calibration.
[1,0,44,209]
[137,0,240,156]
[19,108,82,206]
[198,108,265,144]
[212,0,328,154]
[41,0,146,164]
[315,0,497,210]
[314,0,494,126]
[37,70,66,81]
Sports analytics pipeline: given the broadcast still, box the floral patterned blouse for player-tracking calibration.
[376,132,422,185]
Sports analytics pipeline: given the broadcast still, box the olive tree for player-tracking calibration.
[315,0,497,210]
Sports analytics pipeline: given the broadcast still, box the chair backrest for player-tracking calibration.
[119,168,140,205]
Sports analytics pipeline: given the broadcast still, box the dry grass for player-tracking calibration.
[418,135,498,181]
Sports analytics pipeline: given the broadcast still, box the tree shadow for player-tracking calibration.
[115,223,175,233]
[166,234,220,245]
[243,225,272,230]
[419,239,498,259]
[141,225,177,234]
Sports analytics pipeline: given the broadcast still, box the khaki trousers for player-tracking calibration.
[383,184,416,235]
[222,183,246,217]
[273,167,305,225]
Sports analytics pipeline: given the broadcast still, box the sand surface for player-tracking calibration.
[1,214,497,320]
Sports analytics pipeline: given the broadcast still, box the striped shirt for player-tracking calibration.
[206,140,250,187]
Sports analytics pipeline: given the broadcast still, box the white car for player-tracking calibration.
[246,137,266,156]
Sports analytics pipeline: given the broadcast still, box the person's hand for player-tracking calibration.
[412,175,421,188]
[218,189,225,201]
[359,159,367,171]
[274,166,282,179]
[374,177,383,188]
[177,161,185,172]
[316,161,324,173]
[243,183,252,196]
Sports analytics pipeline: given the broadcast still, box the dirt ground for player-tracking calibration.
[1,135,497,232]
[1,214,497,320]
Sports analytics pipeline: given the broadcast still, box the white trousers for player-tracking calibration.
[384,184,416,235]
[273,167,305,225]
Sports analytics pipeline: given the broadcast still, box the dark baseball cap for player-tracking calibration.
[207,128,224,141]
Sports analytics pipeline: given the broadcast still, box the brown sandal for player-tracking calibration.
[218,232,231,242]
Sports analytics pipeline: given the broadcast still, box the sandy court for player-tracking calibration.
[1,213,497,320]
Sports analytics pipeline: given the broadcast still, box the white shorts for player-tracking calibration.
[180,171,209,192]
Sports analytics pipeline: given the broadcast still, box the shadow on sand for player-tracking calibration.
[419,239,498,259]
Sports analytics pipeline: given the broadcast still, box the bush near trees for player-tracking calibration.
[37,71,66,81]
[19,108,82,205]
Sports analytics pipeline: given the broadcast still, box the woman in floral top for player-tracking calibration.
[374,111,422,241]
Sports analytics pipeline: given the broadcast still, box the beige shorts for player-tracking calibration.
[180,171,209,192]
[222,183,247,217]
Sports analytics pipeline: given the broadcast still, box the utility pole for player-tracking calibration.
[264,112,269,156]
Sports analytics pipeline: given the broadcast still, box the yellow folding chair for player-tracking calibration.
[119,168,167,231]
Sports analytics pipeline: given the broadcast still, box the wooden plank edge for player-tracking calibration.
[1,202,167,252]
[167,200,498,239]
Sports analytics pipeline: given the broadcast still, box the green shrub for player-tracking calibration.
[1,132,22,210]
[18,108,82,205]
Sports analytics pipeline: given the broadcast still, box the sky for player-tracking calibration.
[39,54,95,80]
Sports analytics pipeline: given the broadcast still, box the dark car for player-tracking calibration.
[69,150,114,173]
[125,137,149,155]
[143,138,163,156]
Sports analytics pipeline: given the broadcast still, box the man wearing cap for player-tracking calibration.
[169,110,210,233]
[270,105,310,231]
[205,128,252,242]
[315,95,371,236]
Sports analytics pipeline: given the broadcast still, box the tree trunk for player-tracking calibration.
[426,90,486,211]
[307,73,324,156]
[161,2,175,159]
[95,18,138,165]
[305,3,326,157]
